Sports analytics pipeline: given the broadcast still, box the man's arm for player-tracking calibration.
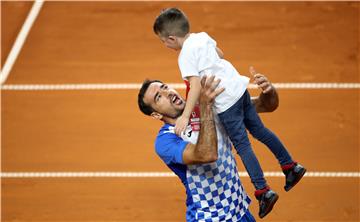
[251,73,279,113]
[182,76,224,164]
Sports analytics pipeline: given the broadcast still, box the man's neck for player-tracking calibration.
[162,116,177,125]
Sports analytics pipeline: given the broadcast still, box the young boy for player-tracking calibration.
[153,8,306,219]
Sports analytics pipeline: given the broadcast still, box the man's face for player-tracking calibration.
[143,82,185,119]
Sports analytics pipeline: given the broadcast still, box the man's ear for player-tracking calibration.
[151,112,163,120]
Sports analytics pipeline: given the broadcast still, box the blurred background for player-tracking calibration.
[1,1,359,221]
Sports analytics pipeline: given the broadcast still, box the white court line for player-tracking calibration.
[1,83,360,90]
[1,171,359,178]
[0,0,44,85]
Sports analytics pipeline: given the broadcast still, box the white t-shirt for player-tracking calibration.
[178,32,249,113]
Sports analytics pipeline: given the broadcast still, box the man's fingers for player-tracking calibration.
[250,69,273,93]
[263,85,273,94]
[258,82,273,93]
[211,87,225,98]
[205,75,216,88]
[254,76,268,85]
[208,87,225,100]
[200,75,223,102]
[200,75,206,87]
[203,75,221,91]
[259,82,270,89]
[249,66,257,77]
[210,78,221,91]
[253,73,264,79]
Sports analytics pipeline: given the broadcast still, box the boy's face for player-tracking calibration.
[159,35,181,51]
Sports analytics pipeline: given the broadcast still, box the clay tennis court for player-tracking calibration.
[1,1,359,221]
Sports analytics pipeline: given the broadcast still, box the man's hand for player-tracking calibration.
[250,66,275,94]
[199,75,225,106]
[181,75,224,164]
[249,67,279,113]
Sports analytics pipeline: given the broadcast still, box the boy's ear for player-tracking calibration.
[168,35,176,42]
[151,112,163,120]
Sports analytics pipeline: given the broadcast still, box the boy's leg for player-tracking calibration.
[242,90,293,166]
[218,96,267,190]
[242,90,306,191]
[218,96,278,218]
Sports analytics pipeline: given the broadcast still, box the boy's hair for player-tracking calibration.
[138,79,163,116]
[153,8,190,38]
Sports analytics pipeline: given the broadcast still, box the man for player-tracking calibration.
[137,73,278,221]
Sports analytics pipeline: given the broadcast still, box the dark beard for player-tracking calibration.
[162,108,184,119]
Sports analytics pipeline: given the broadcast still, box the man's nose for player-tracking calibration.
[160,89,170,97]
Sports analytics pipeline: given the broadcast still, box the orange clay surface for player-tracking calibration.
[1,2,359,222]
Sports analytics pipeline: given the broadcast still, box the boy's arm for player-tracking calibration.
[182,76,224,164]
[216,47,224,59]
[174,76,201,135]
[184,76,201,117]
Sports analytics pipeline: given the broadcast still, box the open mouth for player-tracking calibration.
[171,94,183,105]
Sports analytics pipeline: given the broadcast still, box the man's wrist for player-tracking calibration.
[199,102,213,108]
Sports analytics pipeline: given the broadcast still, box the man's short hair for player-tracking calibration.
[138,79,163,116]
[153,8,190,37]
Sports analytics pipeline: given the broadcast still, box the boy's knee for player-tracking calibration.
[234,143,252,155]
[249,127,269,140]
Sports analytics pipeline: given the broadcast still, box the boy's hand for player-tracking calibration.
[175,115,189,136]
[250,66,273,94]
